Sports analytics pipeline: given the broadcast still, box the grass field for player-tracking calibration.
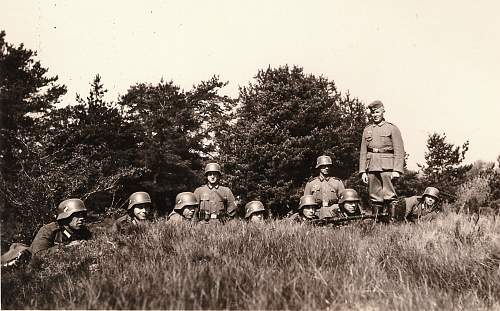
[1,211,500,310]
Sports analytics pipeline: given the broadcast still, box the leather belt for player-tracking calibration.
[367,148,393,154]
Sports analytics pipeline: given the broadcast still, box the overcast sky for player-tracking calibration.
[3,0,499,170]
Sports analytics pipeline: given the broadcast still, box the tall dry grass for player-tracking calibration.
[2,212,500,310]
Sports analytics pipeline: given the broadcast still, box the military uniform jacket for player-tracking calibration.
[288,213,312,223]
[167,211,185,223]
[304,176,345,207]
[30,222,91,256]
[111,215,138,232]
[404,196,440,222]
[359,121,405,173]
[194,184,237,216]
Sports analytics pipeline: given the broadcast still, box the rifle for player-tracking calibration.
[311,214,376,226]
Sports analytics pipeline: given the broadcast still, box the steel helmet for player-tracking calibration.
[422,187,440,200]
[174,192,198,210]
[244,201,265,219]
[339,189,361,204]
[56,199,87,220]
[204,163,222,175]
[299,195,318,209]
[315,155,333,168]
[127,192,152,210]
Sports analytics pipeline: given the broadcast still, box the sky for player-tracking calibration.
[3,0,500,170]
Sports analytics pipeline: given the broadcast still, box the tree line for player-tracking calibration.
[1,30,498,243]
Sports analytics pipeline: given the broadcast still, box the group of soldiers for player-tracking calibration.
[1,100,442,267]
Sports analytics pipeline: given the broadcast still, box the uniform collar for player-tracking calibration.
[373,120,386,127]
[319,175,330,182]
[207,183,220,190]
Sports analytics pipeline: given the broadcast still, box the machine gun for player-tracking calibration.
[311,214,376,227]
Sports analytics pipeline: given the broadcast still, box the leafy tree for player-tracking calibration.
[0,31,66,243]
[118,76,233,212]
[418,133,472,202]
[217,65,367,215]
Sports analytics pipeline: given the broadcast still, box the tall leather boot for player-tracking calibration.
[371,202,386,223]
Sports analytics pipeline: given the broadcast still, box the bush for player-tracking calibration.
[455,176,492,214]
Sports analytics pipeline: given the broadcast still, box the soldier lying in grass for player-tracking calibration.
[1,198,92,267]
[311,189,375,226]
[395,187,441,222]
[288,195,319,223]
[167,192,198,223]
[111,192,152,232]
[244,201,267,223]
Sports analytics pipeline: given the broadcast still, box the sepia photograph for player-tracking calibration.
[1,1,500,309]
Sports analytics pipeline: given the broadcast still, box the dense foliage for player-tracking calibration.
[217,66,367,215]
[1,31,499,245]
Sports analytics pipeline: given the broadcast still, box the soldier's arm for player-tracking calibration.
[225,188,238,217]
[403,197,418,221]
[30,225,56,256]
[337,180,345,195]
[359,128,368,174]
[304,181,312,195]
[392,125,405,173]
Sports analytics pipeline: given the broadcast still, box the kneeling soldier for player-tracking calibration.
[304,155,345,219]
[112,191,152,232]
[167,192,198,223]
[289,195,319,223]
[399,187,441,222]
[30,199,91,257]
[194,163,237,222]
[245,201,266,223]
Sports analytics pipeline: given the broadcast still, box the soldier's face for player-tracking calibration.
[343,201,358,214]
[302,207,316,219]
[249,212,264,223]
[68,212,86,230]
[182,206,196,219]
[206,172,220,184]
[133,204,148,220]
[370,108,385,123]
[424,196,436,206]
[319,165,330,176]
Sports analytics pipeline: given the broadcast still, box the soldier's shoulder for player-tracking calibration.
[385,121,400,129]
[363,124,373,131]
[167,212,183,223]
[194,185,208,193]
[40,222,59,232]
[306,176,319,183]
[114,214,130,225]
[220,185,234,193]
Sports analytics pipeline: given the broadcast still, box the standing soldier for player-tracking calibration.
[244,201,267,223]
[359,100,405,222]
[398,187,441,222]
[304,155,345,219]
[111,192,152,232]
[194,162,237,222]
[288,195,320,223]
[167,192,198,223]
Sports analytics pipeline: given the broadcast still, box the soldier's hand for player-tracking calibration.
[391,172,400,179]
[361,173,368,184]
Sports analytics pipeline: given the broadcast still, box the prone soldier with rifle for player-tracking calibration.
[311,189,375,226]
